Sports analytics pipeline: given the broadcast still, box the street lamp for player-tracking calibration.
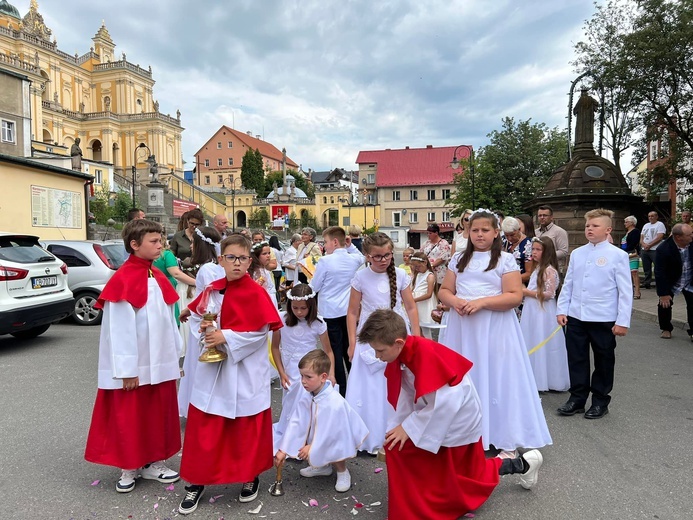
[222,174,242,232]
[361,188,369,228]
[132,142,155,209]
[450,145,475,209]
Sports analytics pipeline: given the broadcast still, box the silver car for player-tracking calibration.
[41,240,126,325]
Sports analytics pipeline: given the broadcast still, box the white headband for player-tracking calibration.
[287,283,318,301]
[252,240,269,251]
[470,208,501,224]
[194,226,215,245]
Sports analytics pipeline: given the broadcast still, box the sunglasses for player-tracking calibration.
[463,217,470,222]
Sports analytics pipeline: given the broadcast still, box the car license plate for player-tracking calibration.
[32,276,57,289]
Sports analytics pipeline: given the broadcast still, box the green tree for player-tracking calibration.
[449,118,568,215]
[241,148,264,194]
[249,207,270,228]
[261,169,315,199]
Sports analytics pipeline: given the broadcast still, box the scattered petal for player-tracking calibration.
[350,507,359,515]
[90,480,100,486]
[332,496,346,502]
[355,502,364,508]
[166,484,175,491]
[302,501,310,507]
[374,467,383,473]
[463,514,476,518]
[153,503,159,510]
[321,505,329,510]
[309,499,319,507]
[369,502,382,507]
[248,502,263,514]
[209,494,224,503]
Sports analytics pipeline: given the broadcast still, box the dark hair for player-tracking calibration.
[190,226,221,265]
[532,236,559,308]
[249,241,270,278]
[122,219,163,254]
[220,233,251,255]
[358,309,407,346]
[177,211,189,232]
[363,232,397,308]
[268,235,281,250]
[251,231,265,242]
[537,205,553,215]
[187,208,204,225]
[298,349,331,377]
[127,208,144,221]
[285,283,321,326]
[410,251,433,293]
[323,226,346,246]
[515,214,535,238]
[427,223,440,234]
[455,210,502,272]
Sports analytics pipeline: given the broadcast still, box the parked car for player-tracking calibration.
[41,240,126,325]
[0,233,73,338]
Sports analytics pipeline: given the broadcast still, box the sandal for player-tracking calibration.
[634,293,641,299]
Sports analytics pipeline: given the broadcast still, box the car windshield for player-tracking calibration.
[102,243,126,268]
[0,236,56,264]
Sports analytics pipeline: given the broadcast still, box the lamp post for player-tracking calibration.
[450,145,475,209]
[223,174,242,232]
[361,188,368,229]
[132,142,155,209]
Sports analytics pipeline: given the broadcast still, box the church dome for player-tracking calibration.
[0,1,21,19]
[267,174,308,198]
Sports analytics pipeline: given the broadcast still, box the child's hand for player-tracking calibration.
[280,373,291,390]
[204,329,226,348]
[347,344,355,362]
[612,325,628,337]
[557,314,568,326]
[179,308,191,323]
[329,373,337,387]
[385,425,409,452]
[274,450,286,467]
[297,444,311,460]
[199,319,215,330]
[461,298,485,315]
[451,298,468,316]
[122,376,139,391]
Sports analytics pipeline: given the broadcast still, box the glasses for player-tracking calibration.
[188,221,202,227]
[222,254,250,264]
[463,217,470,222]
[369,252,393,262]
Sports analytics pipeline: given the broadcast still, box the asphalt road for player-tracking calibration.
[1,317,692,520]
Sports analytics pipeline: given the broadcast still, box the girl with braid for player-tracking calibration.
[345,232,420,454]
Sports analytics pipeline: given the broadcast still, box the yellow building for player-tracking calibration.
[0,1,183,185]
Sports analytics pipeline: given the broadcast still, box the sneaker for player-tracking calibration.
[335,469,351,493]
[519,450,543,490]
[178,485,205,515]
[116,469,138,493]
[238,476,260,503]
[299,464,334,478]
[141,461,180,483]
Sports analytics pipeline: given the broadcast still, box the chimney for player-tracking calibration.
[405,146,409,149]
[426,145,432,148]
[256,135,261,140]
[246,130,252,136]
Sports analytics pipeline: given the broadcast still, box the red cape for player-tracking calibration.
[95,254,178,309]
[385,335,473,410]
[189,273,283,332]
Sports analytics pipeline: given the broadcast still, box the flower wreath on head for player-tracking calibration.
[286,283,318,301]
[194,226,216,245]
[251,240,269,251]
[410,256,426,262]
[470,208,501,225]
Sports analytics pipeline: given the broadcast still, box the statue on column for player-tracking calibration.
[70,138,83,171]
[573,88,599,146]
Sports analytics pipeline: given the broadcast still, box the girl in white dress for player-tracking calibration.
[438,210,552,454]
[249,241,277,300]
[345,232,420,454]
[410,252,437,338]
[177,226,224,418]
[271,284,336,445]
[521,236,570,392]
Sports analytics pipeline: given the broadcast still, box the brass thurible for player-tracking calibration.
[198,313,228,363]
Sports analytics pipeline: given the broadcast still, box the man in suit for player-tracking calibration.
[655,224,693,340]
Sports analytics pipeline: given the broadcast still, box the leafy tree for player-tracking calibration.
[261,169,315,199]
[249,207,270,227]
[449,118,568,215]
[241,148,264,193]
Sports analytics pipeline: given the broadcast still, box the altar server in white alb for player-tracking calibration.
[85,219,182,494]
[274,350,369,493]
[556,208,632,420]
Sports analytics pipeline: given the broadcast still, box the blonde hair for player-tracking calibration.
[585,208,613,227]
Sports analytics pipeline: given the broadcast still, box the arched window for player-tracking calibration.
[91,139,102,161]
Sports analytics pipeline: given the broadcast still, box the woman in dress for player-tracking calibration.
[451,209,473,257]
[520,237,569,392]
[437,210,552,455]
[295,227,321,283]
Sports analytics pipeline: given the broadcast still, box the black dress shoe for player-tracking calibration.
[584,405,609,419]
[557,401,585,416]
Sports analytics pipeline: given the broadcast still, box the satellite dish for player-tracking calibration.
[402,209,407,215]
[361,178,367,184]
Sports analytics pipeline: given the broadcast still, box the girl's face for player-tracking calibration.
[531,242,544,262]
[402,252,412,265]
[259,246,271,266]
[366,244,393,273]
[410,260,424,273]
[469,218,498,252]
[291,300,310,320]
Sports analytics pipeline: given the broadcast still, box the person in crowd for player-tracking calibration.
[212,214,230,238]
[268,235,284,305]
[621,215,642,299]
[502,216,534,285]
[398,247,414,275]
[177,234,282,515]
[84,220,182,494]
[309,226,364,395]
[655,223,693,340]
[296,227,321,283]
[437,209,552,455]
[249,240,276,300]
[349,225,363,252]
[520,237,569,392]
[271,284,335,444]
[682,210,692,225]
[557,209,632,420]
[345,232,420,455]
[409,252,437,338]
[451,209,473,257]
[640,210,666,289]
[535,205,569,275]
[422,223,451,290]
[170,209,204,265]
[282,234,301,290]
[274,350,368,493]
[126,208,146,221]
[251,231,277,271]
[153,233,197,326]
[516,214,536,239]
[358,310,544,520]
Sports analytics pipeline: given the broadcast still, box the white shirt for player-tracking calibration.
[310,245,364,318]
[282,245,298,282]
[641,221,666,250]
[556,240,632,327]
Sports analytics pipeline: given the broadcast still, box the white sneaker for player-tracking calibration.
[335,469,351,493]
[140,461,180,483]
[116,469,138,493]
[299,464,333,478]
[519,450,543,489]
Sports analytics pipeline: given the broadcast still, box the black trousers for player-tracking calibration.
[324,316,351,396]
[565,317,617,407]
[658,290,693,335]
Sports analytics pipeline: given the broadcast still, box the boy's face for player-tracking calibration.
[584,216,612,244]
[322,235,340,255]
[370,338,405,363]
[300,367,328,394]
[130,232,162,261]
[220,243,251,280]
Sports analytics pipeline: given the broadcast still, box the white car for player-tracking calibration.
[0,233,73,339]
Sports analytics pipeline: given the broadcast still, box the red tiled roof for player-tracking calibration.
[355,145,471,187]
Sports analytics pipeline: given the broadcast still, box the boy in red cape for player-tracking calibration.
[85,219,182,493]
[358,309,544,520]
[178,234,282,515]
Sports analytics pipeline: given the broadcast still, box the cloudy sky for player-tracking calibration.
[20,0,600,171]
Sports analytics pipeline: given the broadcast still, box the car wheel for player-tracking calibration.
[10,324,51,339]
[73,292,103,326]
